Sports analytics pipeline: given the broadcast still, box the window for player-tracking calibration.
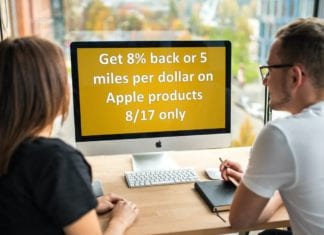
[0,0,11,39]
[2,0,317,147]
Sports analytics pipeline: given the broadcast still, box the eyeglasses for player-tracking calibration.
[259,64,293,81]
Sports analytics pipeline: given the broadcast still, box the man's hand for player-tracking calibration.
[219,159,244,185]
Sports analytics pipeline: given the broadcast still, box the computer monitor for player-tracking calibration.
[70,40,231,170]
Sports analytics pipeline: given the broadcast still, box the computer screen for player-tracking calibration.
[70,40,231,170]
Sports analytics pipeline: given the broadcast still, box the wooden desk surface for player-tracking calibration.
[86,147,289,235]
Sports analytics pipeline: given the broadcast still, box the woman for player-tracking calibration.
[0,36,138,235]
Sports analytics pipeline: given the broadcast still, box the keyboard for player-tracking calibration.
[125,167,199,188]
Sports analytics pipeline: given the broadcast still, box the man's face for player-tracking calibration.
[263,40,292,111]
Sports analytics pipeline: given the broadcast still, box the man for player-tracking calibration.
[220,17,324,235]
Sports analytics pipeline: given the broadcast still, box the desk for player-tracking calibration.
[86,147,290,235]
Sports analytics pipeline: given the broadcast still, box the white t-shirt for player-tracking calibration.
[243,101,324,235]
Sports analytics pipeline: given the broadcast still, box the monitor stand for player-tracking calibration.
[131,152,178,171]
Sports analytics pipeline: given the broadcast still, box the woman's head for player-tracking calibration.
[0,36,69,175]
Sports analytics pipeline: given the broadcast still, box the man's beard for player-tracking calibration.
[269,79,292,111]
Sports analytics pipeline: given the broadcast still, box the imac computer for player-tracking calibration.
[70,40,231,171]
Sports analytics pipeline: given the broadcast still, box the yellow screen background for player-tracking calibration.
[76,46,227,136]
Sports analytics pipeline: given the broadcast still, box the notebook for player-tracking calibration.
[194,179,236,212]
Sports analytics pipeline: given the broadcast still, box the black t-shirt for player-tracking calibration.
[0,137,97,235]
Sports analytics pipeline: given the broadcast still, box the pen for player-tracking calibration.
[219,157,226,168]
[219,157,239,187]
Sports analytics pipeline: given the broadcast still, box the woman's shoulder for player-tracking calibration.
[14,137,84,166]
[24,137,79,154]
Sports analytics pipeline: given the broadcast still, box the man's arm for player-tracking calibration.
[229,182,283,229]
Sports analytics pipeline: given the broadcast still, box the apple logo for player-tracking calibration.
[155,140,162,148]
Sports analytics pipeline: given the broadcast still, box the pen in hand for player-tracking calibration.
[219,157,239,187]
[219,157,226,168]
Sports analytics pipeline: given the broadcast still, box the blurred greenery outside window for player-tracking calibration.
[1,0,316,147]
